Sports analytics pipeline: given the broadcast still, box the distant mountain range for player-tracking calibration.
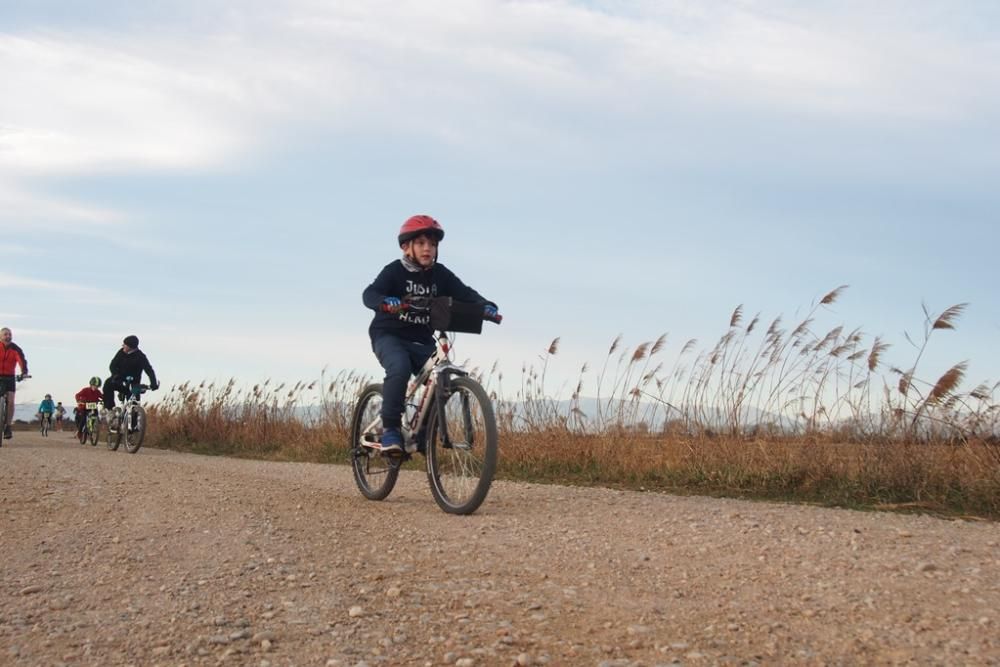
[10,402,59,421]
[4,398,795,433]
[10,403,32,421]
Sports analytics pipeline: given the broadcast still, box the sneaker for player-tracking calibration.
[380,428,403,454]
[3,425,12,439]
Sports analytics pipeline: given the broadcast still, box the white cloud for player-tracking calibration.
[3,2,996,179]
[0,34,248,174]
[0,180,124,227]
[266,1,1000,125]
[1,1,997,229]
[0,272,114,303]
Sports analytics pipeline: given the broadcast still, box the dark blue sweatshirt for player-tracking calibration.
[363,260,494,343]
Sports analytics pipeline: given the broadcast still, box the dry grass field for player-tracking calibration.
[145,288,1000,519]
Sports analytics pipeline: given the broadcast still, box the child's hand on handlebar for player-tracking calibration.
[381,297,402,314]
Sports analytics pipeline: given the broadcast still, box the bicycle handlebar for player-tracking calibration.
[380,297,502,324]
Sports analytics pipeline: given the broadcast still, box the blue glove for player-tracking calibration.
[382,297,402,314]
[484,304,498,319]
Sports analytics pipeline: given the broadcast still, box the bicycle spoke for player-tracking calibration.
[426,376,497,515]
[349,384,399,500]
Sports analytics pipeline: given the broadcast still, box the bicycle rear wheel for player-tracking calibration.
[124,405,146,453]
[349,383,399,501]
[425,376,498,515]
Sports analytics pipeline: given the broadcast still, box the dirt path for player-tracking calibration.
[1,430,999,666]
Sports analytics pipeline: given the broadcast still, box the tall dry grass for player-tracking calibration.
[146,370,367,462]
[146,289,1000,518]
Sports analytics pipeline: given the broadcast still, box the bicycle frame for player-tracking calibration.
[359,331,468,454]
[83,402,100,434]
[118,387,144,429]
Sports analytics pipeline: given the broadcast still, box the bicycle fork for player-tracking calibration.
[433,368,472,450]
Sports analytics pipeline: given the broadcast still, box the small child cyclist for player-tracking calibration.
[362,215,500,453]
[37,394,55,429]
[55,402,66,430]
[74,377,104,441]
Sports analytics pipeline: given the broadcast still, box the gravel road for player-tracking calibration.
[2,430,999,666]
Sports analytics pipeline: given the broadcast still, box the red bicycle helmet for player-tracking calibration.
[398,215,444,246]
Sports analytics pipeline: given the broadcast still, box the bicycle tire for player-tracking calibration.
[0,396,7,443]
[349,383,399,501]
[88,416,100,446]
[41,417,48,437]
[425,376,498,515]
[124,405,146,453]
[107,413,122,451]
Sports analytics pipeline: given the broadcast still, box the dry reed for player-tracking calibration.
[144,289,1000,518]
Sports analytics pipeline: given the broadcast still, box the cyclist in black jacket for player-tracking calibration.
[103,335,159,412]
[362,215,499,453]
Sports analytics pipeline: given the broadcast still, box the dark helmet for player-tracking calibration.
[89,376,102,387]
[123,335,139,348]
[398,215,444,247]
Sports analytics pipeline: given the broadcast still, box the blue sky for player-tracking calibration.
[2,0,998,412]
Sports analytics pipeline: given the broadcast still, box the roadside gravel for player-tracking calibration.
[2,430,999,666]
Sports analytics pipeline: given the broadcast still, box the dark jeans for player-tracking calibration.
[103,377,133,410]
[372,335,435,430]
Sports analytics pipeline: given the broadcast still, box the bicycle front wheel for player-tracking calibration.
[425,376,498,515]
[124,405,146,453]
[349,383,399,501]
[41,418,48,437]
[88,417,100,446]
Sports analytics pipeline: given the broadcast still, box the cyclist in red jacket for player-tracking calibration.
[74,377,104,440]
[1,327,29,440]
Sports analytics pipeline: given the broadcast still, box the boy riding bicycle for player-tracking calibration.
[362,215,500,454]
[38,394,55,429]
[55,402,66,430]
[75,377,104,440]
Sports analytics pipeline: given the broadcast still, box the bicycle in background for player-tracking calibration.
[80,402,101,446]
[106,376,148,454]
[0,375,30,442]
[39,412,52,437]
